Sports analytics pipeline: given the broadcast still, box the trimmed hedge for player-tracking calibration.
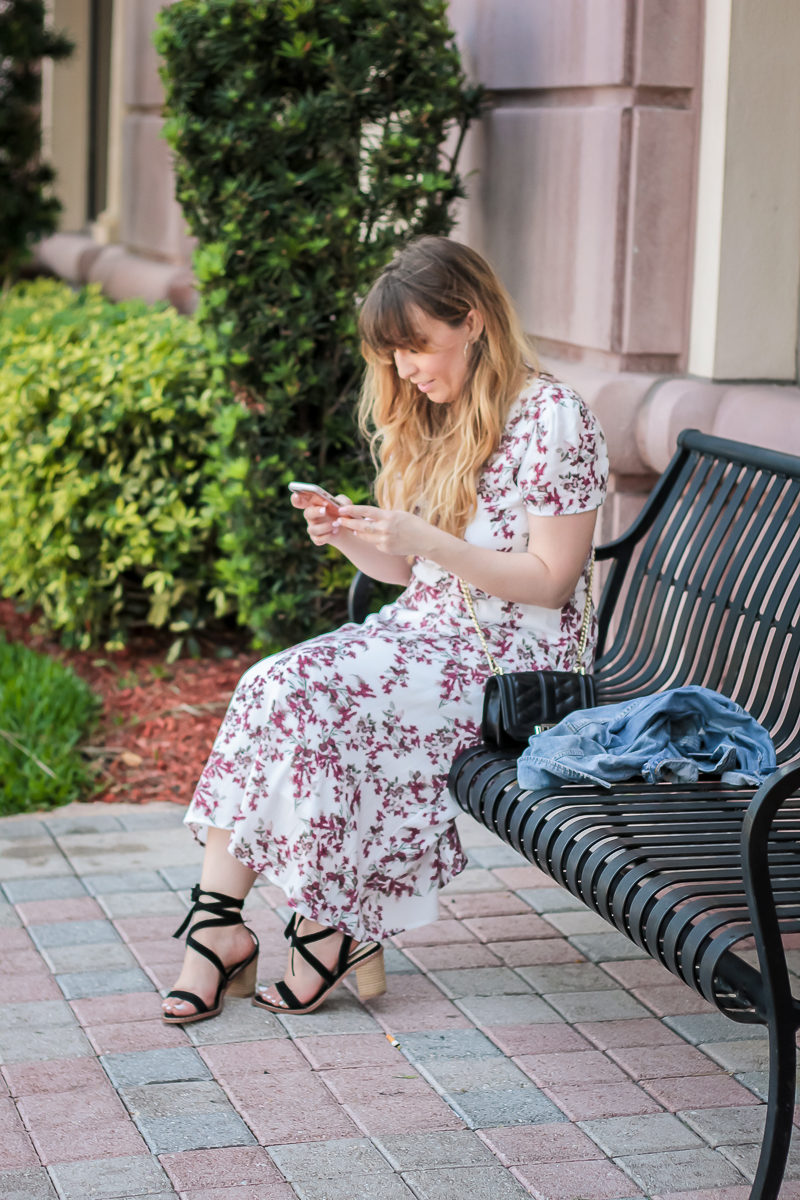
[0,280,228,651]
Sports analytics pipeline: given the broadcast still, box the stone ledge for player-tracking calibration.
[88,246,197,313]
[547,357,800,475]
[33,234,198,314]
[637,377,800,472]
[34,233,104,284]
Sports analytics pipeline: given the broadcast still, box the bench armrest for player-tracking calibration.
[741,762,800,1025]
[347,570,375,624]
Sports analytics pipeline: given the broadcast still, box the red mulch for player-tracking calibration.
[0,600,258,805]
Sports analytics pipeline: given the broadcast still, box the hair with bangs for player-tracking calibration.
[358,236,538,537]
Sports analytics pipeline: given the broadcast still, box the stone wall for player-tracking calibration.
[449,0,800,541]
[450,0,701,376]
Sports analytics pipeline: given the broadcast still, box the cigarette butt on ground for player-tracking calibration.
[386,1033,401,1048]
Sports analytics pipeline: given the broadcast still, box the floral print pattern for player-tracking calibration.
[186,377,608,940]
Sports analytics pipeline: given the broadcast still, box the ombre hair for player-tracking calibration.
[358,236,539,537]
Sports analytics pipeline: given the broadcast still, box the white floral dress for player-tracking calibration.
[186,377,608,940]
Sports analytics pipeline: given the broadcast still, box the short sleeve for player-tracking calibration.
[514,385,608,516]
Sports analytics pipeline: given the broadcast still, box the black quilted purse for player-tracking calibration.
[459,553,597,750]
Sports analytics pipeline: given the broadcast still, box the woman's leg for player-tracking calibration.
[162,828,258,1019]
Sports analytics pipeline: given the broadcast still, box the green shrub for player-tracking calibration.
[0,0,73,288]
[0,279,229,650]
[156,0,483,647]
[0,632,99,814]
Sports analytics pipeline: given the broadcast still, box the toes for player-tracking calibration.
[255,985,286,1008]
[163,998,193,1015]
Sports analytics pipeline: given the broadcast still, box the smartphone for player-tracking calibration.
[288,481,341,514]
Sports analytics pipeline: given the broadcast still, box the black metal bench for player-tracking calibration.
[443,430,800,1200]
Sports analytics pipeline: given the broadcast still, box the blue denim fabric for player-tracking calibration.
[516,685,777,791]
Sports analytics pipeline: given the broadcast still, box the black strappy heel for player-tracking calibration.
[162,885,259,1025]
[251,912,385,1015]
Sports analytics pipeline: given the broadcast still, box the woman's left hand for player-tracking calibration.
[336,504,433,558]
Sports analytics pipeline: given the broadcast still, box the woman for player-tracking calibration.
[162,236,608,1024]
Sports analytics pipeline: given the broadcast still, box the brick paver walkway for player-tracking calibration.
[1,802,799,1200]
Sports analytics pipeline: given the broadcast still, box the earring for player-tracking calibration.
[463,341,471,359]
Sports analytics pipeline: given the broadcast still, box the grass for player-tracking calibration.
[0,633,100,815]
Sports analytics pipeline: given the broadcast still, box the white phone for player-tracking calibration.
[288,481,341,513]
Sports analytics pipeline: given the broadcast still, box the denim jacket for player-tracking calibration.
[516,685,777,791]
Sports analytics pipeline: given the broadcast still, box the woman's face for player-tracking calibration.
[391,307,482,405]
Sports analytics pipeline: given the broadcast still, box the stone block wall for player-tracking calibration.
[452,0,701,375]
[449,0,800,541]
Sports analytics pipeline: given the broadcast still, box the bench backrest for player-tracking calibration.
[595,429,800,762]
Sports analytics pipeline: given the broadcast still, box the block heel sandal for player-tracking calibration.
[251,912,385,1015]
[162,885,259,1025]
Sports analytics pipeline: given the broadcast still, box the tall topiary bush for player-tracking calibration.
[155,0,482,648]
[0,0,73,288]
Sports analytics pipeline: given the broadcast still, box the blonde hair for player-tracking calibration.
[358,237,538,537]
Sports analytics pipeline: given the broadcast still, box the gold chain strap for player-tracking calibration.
[458,576,505,676]
[458,549,596,678]
[576,549,595,670]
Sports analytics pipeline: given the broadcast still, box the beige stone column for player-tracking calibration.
[689,0,800,381]
[41,0,90,232]
[117,0,192,265]
[91,0,126,245]
[84,0,197,309]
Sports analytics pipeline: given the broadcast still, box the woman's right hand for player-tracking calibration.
[291,492,350,546]
[291,492,413,586]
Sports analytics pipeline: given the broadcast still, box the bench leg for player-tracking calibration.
[750,1014,796,1200]
[741,766,800,1199]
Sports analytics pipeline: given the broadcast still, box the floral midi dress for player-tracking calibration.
[186,376,608,941]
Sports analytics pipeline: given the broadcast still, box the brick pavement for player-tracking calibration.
[1,802,799,1200]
